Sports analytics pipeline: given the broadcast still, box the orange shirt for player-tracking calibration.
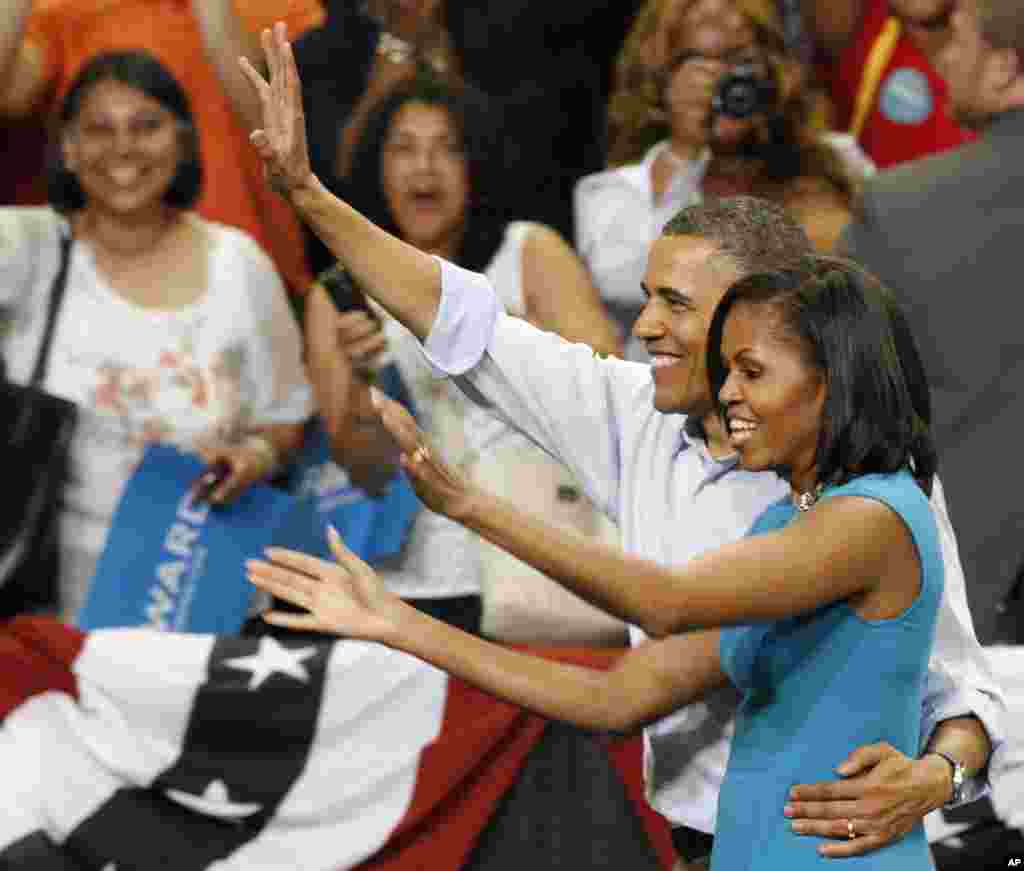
[23,0,324,291]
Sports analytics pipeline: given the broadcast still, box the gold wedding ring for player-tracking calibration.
[410,444,430,464]
[847,819,856,840]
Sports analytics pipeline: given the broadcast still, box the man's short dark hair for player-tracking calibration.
[706,254,937,494]
[48,50,202,211]
[662,196,813,276]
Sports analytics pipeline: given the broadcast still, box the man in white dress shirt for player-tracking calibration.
[241,27,1004,868]
[416,199,1003,868]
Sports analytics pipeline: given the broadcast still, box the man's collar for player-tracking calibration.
[645,141,711,183]
[678,415,741,485]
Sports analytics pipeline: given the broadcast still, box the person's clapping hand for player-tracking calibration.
[369,387,479,521]
[248,527,405,640]
[239,22,314,196]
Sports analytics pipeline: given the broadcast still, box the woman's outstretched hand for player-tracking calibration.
[238,21,314,196]
[247,526,404,640]
[370,387,479,522]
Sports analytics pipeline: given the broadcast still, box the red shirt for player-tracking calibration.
[829,0,975,168]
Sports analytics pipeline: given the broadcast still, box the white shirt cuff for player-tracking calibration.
[421,257,503,376]
[920,687,1004,805]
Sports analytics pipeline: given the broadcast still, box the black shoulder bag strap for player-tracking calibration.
[29,231,74,388]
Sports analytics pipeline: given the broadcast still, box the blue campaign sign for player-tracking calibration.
[273,419,421,564]
[78,443,294,634]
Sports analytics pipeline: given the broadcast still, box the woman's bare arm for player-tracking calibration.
[373,391,917,639]
[520,224,623,358]
[460,485,910,638]
[192,0,268,131]
[249,532,728,732]
[386,605,725,731]
[0,0,48,117]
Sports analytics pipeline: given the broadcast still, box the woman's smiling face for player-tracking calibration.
[62,78,184,217]
[717,301,826,492]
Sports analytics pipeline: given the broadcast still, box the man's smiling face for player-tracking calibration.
[633,235,745,415]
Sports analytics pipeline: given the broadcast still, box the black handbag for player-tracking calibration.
[0,233,77,618]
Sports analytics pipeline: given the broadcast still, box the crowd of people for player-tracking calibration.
[1,0,1021,868]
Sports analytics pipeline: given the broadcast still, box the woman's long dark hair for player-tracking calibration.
[345,71,509,272]
[48,50,202,211]
[706,255,937,494]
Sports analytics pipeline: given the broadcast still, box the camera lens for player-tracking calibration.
[712,64,776,120]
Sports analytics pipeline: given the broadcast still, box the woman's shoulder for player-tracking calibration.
[198,217,270,261]
[823,469,934,536]
[195,217,291,313]
[574,159,649,204]
[517,220,575,254]
[200,217,286,282]
[496,220,538,250]
[0,206,68,307]
[487,221,565,271]
[0,206,66,252]
[827,468,924,499]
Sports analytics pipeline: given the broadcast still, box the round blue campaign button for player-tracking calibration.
[878,67,934,125]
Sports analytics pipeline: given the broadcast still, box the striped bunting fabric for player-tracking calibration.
[0,617,674,869]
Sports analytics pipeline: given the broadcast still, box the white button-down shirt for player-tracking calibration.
[421,257,1006,832]
[574,141,708,309]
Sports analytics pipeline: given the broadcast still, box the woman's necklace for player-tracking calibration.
[794,483,825,512]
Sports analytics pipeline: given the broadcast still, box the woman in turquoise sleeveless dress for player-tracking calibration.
[712,468,942,868]
[249,255,945,870]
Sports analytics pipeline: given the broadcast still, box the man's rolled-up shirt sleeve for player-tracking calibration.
[421,257,649,520]
[920,669,1004,806]
[422,258,503,376]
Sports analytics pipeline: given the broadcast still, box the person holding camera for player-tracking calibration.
[576,0,863,361]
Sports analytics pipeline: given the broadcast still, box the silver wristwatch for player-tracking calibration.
[930,750,966,805]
